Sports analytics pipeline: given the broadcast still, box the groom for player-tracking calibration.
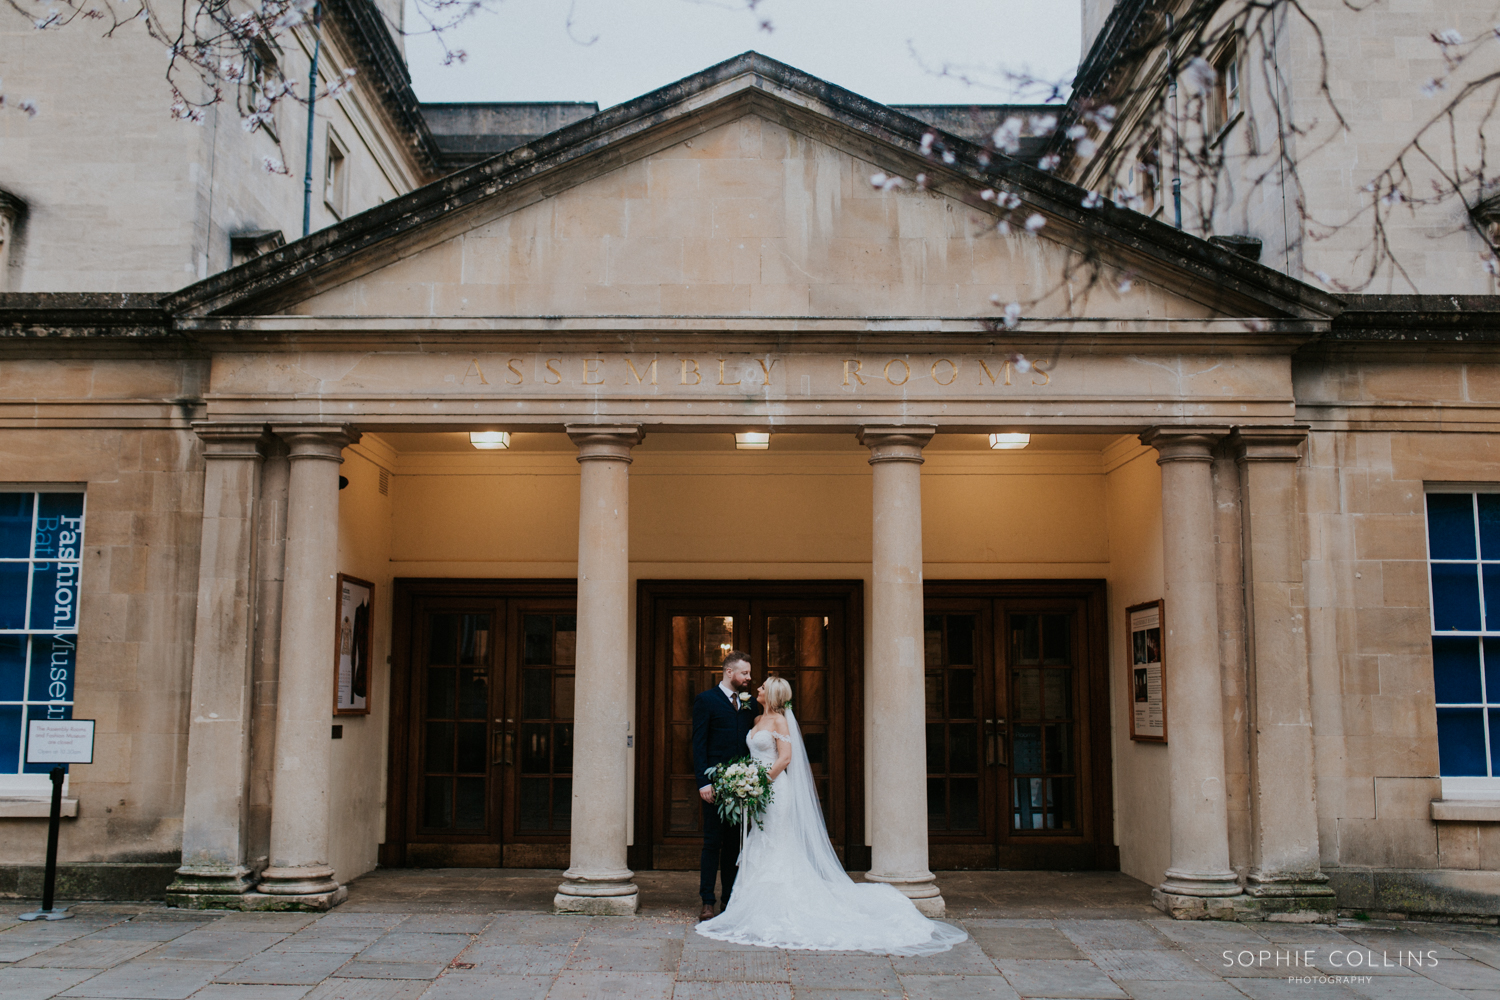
[691,649,760,921]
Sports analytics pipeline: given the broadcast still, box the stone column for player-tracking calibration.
[1141,428,1243,916]
[168,424,267,906]
[858,426,943,917]
[255,424,358,908]
[1232,427,1334,917]
[556,425,642,915]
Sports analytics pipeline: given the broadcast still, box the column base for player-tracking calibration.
[1154,889,1251,921]
[1160,867,1243,898]
[166,865,258,909]
[240,885,348,912]
[555,867,639,916]
[1243,871,1338,922]
[256,864,340,895]
[864,871,945,917]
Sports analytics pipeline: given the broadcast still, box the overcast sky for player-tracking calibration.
[403,0,1082,109]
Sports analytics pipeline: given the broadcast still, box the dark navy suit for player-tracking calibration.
[692,683,760,906]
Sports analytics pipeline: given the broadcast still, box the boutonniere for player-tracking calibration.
[736,692,753,711]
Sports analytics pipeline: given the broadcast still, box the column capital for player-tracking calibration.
[1140,427,1230,465]
[1230,426,1309,464]
[270,424,360,462]
[566,424,643,464]
[192,422,270,461]
[858,426,935,465]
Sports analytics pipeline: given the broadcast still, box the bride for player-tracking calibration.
[696,676,967,955]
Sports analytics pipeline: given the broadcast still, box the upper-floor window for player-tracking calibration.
[1211,42,1242,137]
[1426,491,1500,784]
[324,129,349,219]
[0,491,83,794]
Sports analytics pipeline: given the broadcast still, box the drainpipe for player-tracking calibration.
[1167,13,1182,230]
[302,2,322,239]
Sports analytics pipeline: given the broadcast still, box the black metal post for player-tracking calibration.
[41,766,63,912]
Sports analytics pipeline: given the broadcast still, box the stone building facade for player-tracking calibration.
[1,7,1498,922]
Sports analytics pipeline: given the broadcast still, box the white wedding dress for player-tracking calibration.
[696,709,967,955]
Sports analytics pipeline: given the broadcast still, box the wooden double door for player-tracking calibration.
[384,580,578,868]
[924,581,1115,870]
[632,580,867,871]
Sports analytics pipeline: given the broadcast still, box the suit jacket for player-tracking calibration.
[692,685,760,789]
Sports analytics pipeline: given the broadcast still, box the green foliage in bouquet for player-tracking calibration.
[705,756,776,830]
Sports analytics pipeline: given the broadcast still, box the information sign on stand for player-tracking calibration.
[18,720,94,921]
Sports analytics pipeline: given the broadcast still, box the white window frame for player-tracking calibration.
[1425,485,1500,799]
[0,487,84,797]
[324,127,349,220]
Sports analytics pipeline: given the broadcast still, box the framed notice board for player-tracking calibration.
[335,574,375,716]
[1127,600,1167,743]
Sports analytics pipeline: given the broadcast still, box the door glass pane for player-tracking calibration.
[925,614,981,833]
[1008,613,1079,835]
[458,667,488,717]
[425,721,454,773]
[456,721,486,773]
[426,669,455,719]
[424,776,453,829]
[667,615,737,835]
[517,614,575,832]
[455,777,485,829]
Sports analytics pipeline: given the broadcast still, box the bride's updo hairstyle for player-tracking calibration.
[763,676,792,714]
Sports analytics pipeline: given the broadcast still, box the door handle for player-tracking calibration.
[985,719,1007,767]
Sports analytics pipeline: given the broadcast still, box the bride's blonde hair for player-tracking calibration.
[762,675,792,714]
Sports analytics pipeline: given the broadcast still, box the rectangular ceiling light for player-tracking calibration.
[989,432,1030,450]
[735,432,771,450]
[470,431,512,450]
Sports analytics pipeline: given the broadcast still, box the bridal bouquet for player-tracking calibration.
[705,757,775,830]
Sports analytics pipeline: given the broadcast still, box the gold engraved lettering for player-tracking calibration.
[680,359,702,385]
[977,359,1012,387]
[584,359,605,385]
[843,360,866,386]
[717,359,741,386]
[462,359,490,385]
[756,358,778,385]
[544,359,563,385]
[1031,359,1051,386]
[625,358,658,385]
[506,359,524,385]
[931,359,958,386]
[884,359,911,386]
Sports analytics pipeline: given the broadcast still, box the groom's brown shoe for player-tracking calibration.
[699,903,716,921]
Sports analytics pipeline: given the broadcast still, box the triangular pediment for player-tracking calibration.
[164,53,1337,328]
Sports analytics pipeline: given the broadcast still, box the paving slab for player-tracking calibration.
[676,948,789,982]
[669,984,794,1000]
[1419,960,1500,991]
[545,971,676,1000]
[313,915,407,930]
[84,922,212,942]
[899,973,1022,999]
[1084,950,1220,983]
[387,916,491,935]
[16,939,159,968]
[458,943,572,975]
[567,937,685,973]
[784,955,901,991]
[208,915,317,933]
[60,959,238,999]
[994,958,1129,999]
[888,941,999,976]
[1112,984,1246,1000]
[355,934,472,966]
[1223,979,1360,999]
[275,929,389,954]
[416,972,552,1000]
[301,981,430,1000]
[0,967,103,1000]
[149,930,288,962]
[1059,922,1173,953]
[332,962,446,980]
[1143,922,1266,947]
[216,951,359,986]
[190,987,316,1000]
[969,926,1087,961]
[785,991,899,1000]
[478,914,589,946]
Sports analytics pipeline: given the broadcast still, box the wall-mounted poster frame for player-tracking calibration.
[1126,599,1166,742]
[335,574,375,716]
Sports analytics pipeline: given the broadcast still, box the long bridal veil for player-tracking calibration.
[697,705,967,956]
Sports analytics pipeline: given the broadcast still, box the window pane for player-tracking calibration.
[523,669,551,719]
[1479,495,1500,560]
[29,635,75,704]
[1485,565,1500,633]
[0,635,24,701]
[454,777,485,829]
[1429,494,1477,560]
[427,615,459,664]
[425,721,454,773]
[554,723,573,772]
[0,493,33,558]
[554,776,572,830]
[1012,616,1040,664]
[1437,708,1488,776]
[1485,639,1500,705]
[925,722,944,772]
[1043,669,1072,719]
[949,669,975,719]
[1049,777,1077,830]
[947,616,975,665]
[1432,563,1482,632]
[522,723,550,772]
[927,777,946,824]
[1491,711,1500,778]
[523,615,553,665]
[457,668,487,718]
[1015,669,1041,718]
[924,673,942,720]
[29,559,81,631]
[455,721,486,773]
[519,777,549,830]
[426,669,455,719]
[950,723,979,773]
[1042,615,1070,664]
[950,777,979,830]
[458,615,489,666]
[0,706,20,774]
[423,776,453,829]
[555,675,575,719]
[924,617,942,667]
[1433,637,1483,704]
[1013,724,1042,773]
[0,562,27,630]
